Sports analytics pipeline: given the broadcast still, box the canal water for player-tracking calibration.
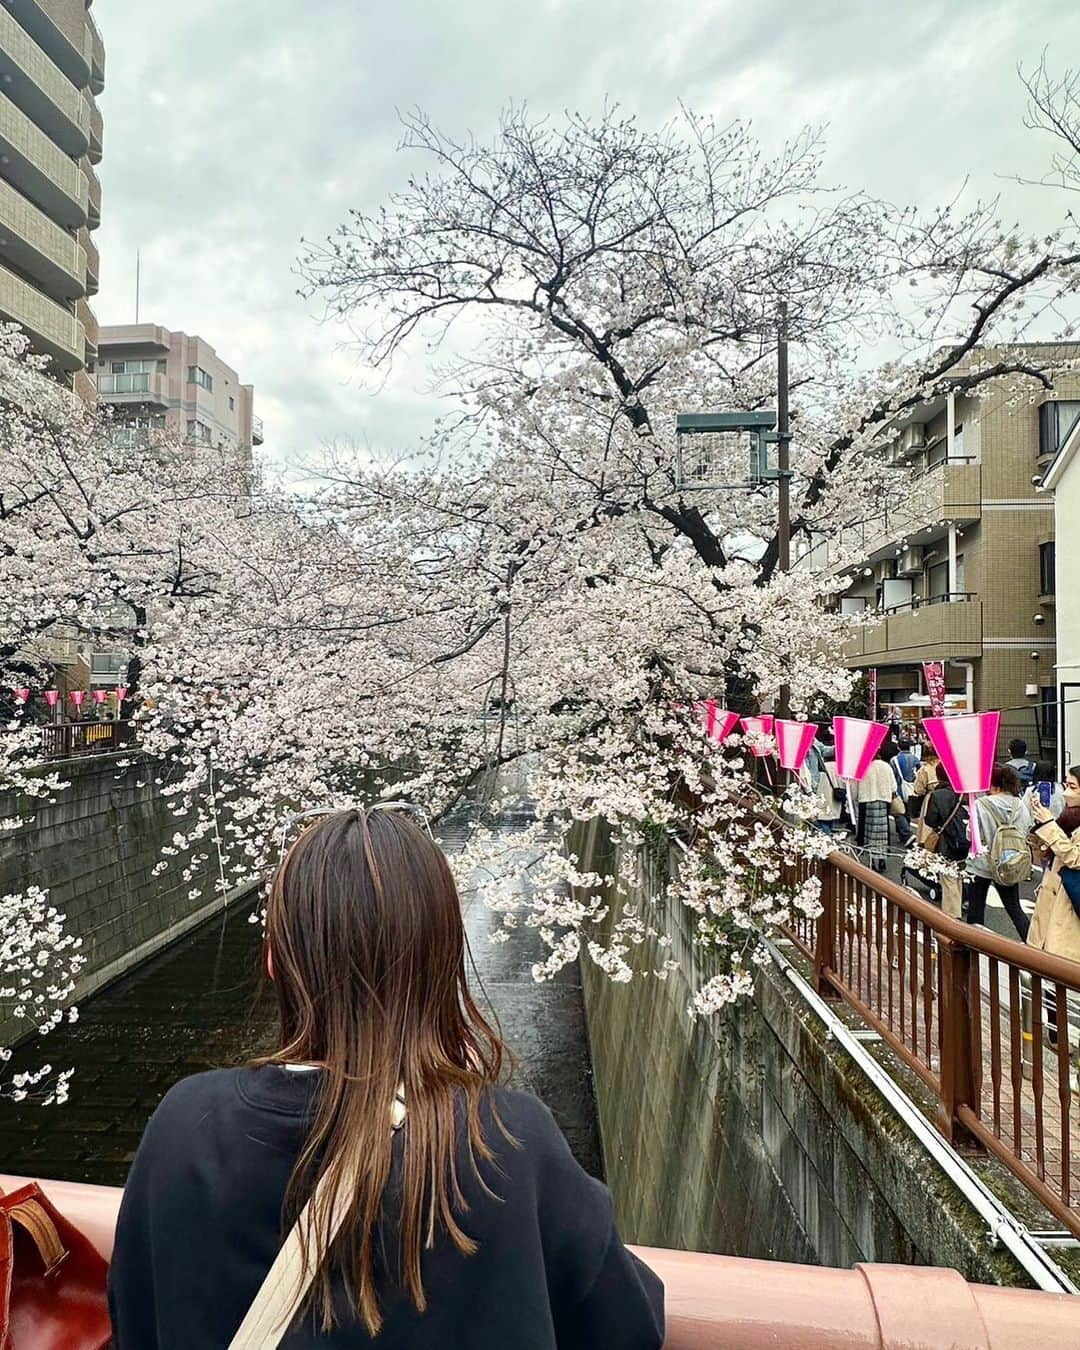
[0,819,602,1186]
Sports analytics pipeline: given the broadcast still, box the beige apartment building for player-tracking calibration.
[95,323,263,466]
[803,345,1080,760]
[0,0,104,401]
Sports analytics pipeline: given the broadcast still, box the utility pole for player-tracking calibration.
[777,301,791,721]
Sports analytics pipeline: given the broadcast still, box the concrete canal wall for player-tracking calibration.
[572,818,1029,1286]
[0,753,246,1044]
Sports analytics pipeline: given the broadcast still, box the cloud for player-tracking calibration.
[92,0,1080,467]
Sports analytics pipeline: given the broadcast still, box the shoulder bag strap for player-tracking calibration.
[229,1088,406,1350]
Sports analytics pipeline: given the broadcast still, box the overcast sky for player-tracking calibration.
[92,0,1079,470]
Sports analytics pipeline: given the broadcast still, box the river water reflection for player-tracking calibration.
[0,818,602,1186]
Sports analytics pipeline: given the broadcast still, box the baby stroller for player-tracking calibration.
[899,846,943,907]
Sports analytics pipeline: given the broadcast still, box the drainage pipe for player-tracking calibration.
[766,937,1077,1294]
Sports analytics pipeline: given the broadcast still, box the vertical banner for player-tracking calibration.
[922,661,946,717]
[867,668,878,722]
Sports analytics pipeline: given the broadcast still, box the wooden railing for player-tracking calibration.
[40,719,134,761]
[783,848,1080,1237]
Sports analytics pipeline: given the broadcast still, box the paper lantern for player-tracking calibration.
[69,690,86,707]
[776,719,819,773]
[12,688,29,704]
[833,716,888,782]
[43,690,60,707]
[115,686,128,703]
[739,715,775,758]
[696,700,740,745]
[922,711,1001,856]
[92,689,108,705]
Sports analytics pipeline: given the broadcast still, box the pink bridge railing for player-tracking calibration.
[3,1176,1076,1348]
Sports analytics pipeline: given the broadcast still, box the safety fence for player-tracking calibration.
[40,719,134,761]
[782,847,1080,1238]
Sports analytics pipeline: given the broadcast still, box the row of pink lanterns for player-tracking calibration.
[695,700,1000,857]
[12,686,128,709]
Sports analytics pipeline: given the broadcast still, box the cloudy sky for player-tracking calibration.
[92,0,1078,470]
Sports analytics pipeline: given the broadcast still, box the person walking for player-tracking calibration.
[965,764,1033,941]
[1005,738,1037,789]
[109,808,665,1349]
[857,746,897,872]
[909,746,941,839]
[1030,779,1080,1046]
[889,739,918,845]
[921,762,968,917]
[810,743,845,835]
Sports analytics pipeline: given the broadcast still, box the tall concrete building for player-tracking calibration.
[801,344,1080,759]
[0,0,104,401]
[96,323,263,465]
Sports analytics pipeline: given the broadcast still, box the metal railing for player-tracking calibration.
[40,720,133,761]
[783,847,1080,1238]
[878,591,977,615]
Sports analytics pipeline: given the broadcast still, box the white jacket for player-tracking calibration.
[857,760,897,805]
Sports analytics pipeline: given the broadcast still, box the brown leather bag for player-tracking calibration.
[0,1182,111,1349]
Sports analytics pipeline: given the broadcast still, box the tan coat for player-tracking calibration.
[1029,821,1080,964]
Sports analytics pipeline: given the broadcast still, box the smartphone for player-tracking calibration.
[1036,780,1053,809]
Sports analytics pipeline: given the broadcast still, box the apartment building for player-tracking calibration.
[0,0,104,401]
[95,323,263,467]
[1035,408,1080,774]
[802,345,1080,759]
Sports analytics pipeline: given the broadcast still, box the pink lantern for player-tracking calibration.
[115,685,128,704]
[92,689,108,705]
[776,719,819,773]
[739,715,775,758]
[43,690,60,707]
[69,690,86,707]
[922,710,1001,856]
[695,700,740,745]
[833,716,889,782]
[12,688,30,704]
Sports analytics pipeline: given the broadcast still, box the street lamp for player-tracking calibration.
[675,304,794,715]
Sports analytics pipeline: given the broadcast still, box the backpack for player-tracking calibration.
[985,802,1032,887]
[1014,759,1037,788]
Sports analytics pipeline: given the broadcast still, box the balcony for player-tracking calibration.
[0,174,84,299]
[88,10,105,95]
[80,228,98,294]
[85,164,100,229]
[77,296,97,358]
[3,1,93,91]
[0,6,90,157]
[252,414,264,445]
[97,370,169,407]
[87,96,102,163]
[0,264,82,368]
[814,460,981,573]
[0,91,87,228]
[844,595,983,667]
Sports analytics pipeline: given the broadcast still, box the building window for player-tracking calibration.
[187,365,213,392]
[186,419,212,443]
[110,358,164,375]
[1038,401,1080,459]
[927,560,948,601]
[1040,541,1056,595]
[927,436,948,468]
[229,396,235,411]
[952,424,964,459]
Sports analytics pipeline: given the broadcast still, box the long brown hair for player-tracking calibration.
[260,808,508,1334]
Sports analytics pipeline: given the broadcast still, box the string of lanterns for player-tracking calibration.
[11,686,129,711]
[695,699,999,858]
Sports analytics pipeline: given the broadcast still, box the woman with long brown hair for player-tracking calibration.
[108,808,664,1347]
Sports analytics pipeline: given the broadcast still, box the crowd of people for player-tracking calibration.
[805,730,1080,973]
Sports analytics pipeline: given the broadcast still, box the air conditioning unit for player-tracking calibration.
[874,559,897,583]
[897,545,923,576]
[901,424,927,455]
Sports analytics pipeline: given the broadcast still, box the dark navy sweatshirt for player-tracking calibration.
[108,1066,665,1348]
